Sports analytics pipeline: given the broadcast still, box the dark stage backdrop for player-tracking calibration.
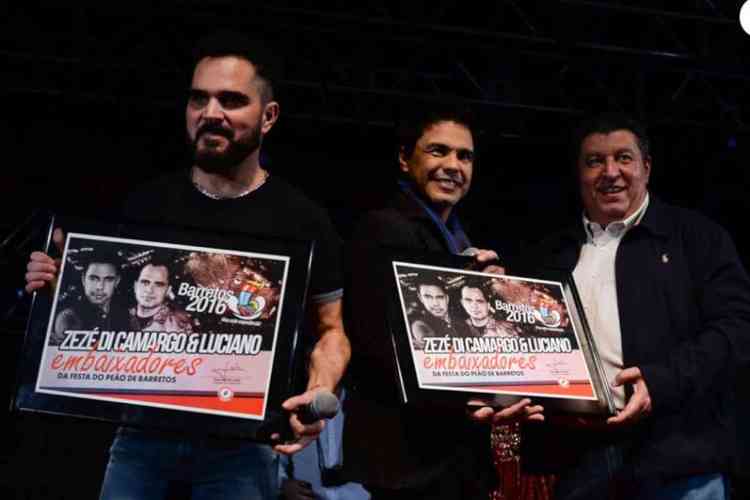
[5,92,750,258]
[3,88,749,500]
[2,3,750,498]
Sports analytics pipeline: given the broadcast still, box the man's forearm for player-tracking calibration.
[308,327,350,391]
[307,298,350,391]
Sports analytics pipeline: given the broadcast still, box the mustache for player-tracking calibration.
[196,124,232,141]
[430,170,464,185]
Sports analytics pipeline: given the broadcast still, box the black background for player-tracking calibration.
[2,3,750,498]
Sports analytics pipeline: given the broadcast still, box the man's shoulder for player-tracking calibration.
[659,199,719,227]
[262,176,330,219]
[536,225,579,249]
[364,205,413,224]
[252,178,342,248]
[528,223,580,256]
[128,170,186,197]
[122,170,188,216]
[646,198,730,242]
[350,206,419,243]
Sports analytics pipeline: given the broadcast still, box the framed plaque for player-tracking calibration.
[13,214,313,440]
[388,259,615,415]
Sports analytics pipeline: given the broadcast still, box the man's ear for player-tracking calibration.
[261,101,280,134]
[398,147,409,174]
[643,155,652,184]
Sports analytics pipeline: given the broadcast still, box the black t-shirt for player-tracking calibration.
[121,170,343,302]
[52,300,130,345]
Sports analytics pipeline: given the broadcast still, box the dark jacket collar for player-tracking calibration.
[389,182,471,254]
[390,188,432,222]
[634,195,671,239]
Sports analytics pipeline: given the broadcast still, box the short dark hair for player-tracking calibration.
[460,279,488,299]
[571,112,650,163]
[397,103,476,159]
[139,259,172,283]
[417,277,447,294]
[192,31,279,103]
[77,247,122,276]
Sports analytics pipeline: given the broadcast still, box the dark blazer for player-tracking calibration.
[522,196,750,484]
[341,191,494,494]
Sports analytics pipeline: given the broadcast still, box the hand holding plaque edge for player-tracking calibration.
[25,227,64,294]
[606,366,652,426]
[546,366,653,429]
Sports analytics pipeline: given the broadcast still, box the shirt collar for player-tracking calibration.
[582,193,650,243]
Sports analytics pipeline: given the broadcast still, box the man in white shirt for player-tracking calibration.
[524,113,750,500]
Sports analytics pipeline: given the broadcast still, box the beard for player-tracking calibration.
[191,123,262,173]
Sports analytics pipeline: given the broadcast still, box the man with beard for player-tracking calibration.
[342,105,545,499]
[130,260,193,333]
[51,248,129,345]
[26,32,349,499]
[458,281,517,339]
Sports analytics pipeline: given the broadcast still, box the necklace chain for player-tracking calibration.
[191,170,269,200]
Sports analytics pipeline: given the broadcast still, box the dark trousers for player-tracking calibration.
[554,443,728,500]
[367,469,489,500]
[554,444,626,500]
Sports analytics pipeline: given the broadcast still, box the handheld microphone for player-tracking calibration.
[281,394,339,498]
[295,390,340,424]
[461,247,480,257]
[461,247,502,270]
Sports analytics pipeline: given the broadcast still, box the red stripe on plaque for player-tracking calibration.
[98,393,265,416]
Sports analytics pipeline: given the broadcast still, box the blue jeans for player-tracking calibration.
[278,389,370,500]
[278,441,370,500]
[641,474,728,500]
[99,429,278,500]
[554,444,624,500]
[554,443,728,500]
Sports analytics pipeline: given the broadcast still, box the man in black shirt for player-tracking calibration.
[342,105,544,499]
[26,32,350,499]
[52,248,129,345]
[410,279,456,349]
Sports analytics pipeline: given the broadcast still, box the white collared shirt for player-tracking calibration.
[572,194,649,409]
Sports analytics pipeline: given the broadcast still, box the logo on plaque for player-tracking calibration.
[218,387,234,402]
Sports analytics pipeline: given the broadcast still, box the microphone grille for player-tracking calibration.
[460,247,480,257]
[311,390,340,419]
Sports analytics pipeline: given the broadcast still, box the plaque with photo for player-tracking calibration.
[389,260,615,415]
[14,214,313,440]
